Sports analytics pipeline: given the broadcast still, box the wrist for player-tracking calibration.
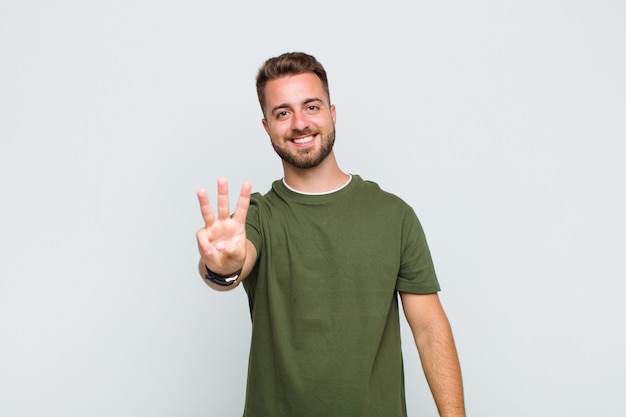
[204,264,242,287]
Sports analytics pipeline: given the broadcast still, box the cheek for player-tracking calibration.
[268,122,289,138]
[267,127,284,143]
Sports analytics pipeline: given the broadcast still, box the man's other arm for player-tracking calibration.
[400,292,466,417]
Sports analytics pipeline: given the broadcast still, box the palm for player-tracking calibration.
[196,178,252,273]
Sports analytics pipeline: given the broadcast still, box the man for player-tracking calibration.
[196,52,465,417]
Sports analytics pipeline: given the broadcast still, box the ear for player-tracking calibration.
[330,104,337,125]
[261,118,270,135]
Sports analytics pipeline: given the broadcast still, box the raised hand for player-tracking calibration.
[196,178,252,275]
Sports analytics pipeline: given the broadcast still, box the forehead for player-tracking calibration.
[264,72,326,107]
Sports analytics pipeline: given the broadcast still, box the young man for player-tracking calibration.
[196,52,466,417]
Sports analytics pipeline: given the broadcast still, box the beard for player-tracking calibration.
[271,127,336,169]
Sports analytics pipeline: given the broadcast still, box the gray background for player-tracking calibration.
[1,1,625,416]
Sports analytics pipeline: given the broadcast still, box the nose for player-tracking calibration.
[291,110,309,131]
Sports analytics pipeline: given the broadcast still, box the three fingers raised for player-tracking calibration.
[197,178,252,227]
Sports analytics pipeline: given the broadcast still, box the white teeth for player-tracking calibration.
[292,135,314,144]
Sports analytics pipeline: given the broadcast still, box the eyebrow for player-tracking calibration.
[270,98,324,114]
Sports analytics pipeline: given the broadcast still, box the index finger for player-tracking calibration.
[231,181,252,224]
[197,188,215,227]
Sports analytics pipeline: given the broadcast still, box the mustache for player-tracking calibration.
[288,129,315,140]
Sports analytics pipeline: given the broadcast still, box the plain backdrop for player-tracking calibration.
[1,1,625,416]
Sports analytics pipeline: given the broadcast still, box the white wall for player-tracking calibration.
[1,1,624,416]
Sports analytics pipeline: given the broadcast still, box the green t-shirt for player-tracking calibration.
[242,175,440,417]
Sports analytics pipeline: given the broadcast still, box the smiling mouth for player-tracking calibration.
[291,135,315,144]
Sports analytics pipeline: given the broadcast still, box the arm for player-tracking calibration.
[195,178,257,291]
[400,292,466,417]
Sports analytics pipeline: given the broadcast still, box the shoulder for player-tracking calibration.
[352,175,414,210]
[249,180,282,205]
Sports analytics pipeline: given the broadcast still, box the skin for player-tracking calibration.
[195,72,466,416]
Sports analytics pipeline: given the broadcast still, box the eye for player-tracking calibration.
[306,105,320,113]
[275,110,289,120]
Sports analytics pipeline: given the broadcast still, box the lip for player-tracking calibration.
[290,134,316,146]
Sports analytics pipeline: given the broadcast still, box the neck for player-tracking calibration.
[282,151,350,194]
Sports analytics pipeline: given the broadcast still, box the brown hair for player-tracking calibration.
[256,52,330,116]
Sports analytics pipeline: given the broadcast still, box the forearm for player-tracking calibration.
[415,315,465,417]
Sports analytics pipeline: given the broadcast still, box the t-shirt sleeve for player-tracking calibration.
[245,193,263,257]
[395,208,441,294]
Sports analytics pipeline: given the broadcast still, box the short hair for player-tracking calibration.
[256,52,331,116]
